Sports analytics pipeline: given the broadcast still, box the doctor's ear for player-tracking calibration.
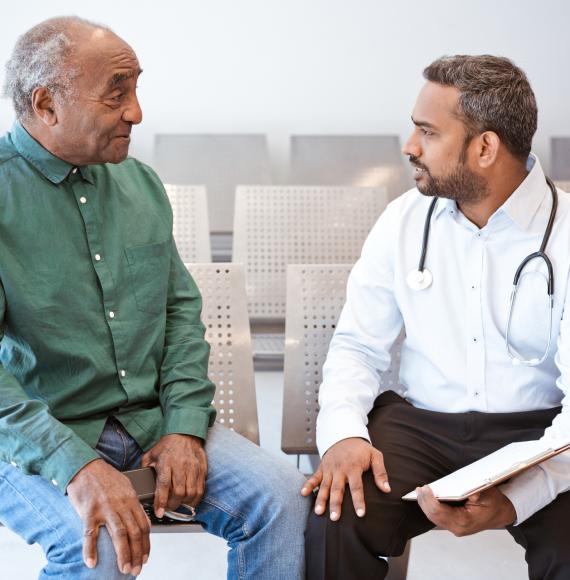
[475,131,500,168]
[30,87,58,127]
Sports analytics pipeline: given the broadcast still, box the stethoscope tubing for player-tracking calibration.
[411,176,558,367]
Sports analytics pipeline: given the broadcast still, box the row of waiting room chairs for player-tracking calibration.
[156,133,570,237]
[155,134,410,235]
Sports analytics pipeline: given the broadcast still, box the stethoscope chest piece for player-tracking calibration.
[407,268,433,291]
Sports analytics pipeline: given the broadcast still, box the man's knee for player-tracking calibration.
[305,492,406,558]
[45,524,133,580]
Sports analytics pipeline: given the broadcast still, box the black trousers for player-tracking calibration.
[305,391,570,580]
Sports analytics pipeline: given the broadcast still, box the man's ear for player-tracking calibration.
[476,131,500,169]
[31,87,58,126]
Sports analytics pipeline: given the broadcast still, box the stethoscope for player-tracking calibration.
[406,177,558,367]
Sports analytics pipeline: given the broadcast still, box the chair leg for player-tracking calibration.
[386,540,411,580]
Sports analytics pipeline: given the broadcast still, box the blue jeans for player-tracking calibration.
[0,417,310,579]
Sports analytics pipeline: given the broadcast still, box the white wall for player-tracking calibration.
[1,0,569,181]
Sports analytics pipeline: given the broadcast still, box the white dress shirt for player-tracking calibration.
[317,155,570,524]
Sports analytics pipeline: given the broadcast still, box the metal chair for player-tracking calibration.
[282,264,404,454]
[233,186,389,365]
[152,262,259,533]
[185,263,259,444]
[233,186,389,323]
[551,138,570,180]
[281,264,408,576]
[288,134,411,200]
[154,134,272,245]
[164,185,212,263]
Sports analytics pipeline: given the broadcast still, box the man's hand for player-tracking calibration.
[141,433,207,518]
[416,485,517,536]
[300,438,390,521]
[67,458,150,576]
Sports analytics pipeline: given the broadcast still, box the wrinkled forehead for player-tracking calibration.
[70,26,141,86]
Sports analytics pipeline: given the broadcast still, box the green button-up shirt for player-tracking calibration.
[0,122,216,492]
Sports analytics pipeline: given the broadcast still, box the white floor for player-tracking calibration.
[0,371,528,579]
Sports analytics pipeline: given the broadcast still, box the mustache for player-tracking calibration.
[408,155,428,172]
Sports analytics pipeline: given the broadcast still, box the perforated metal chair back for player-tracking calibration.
[165,185,211,263]
[551,138,570,180]
[555,180,570,192]
[289,135,410,200]
[186,263,259,445]
[282,264,404,454]
[155,134,272,233]
[233,186,389,321]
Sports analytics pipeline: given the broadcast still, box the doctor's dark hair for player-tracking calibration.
[423,55,537,160]
[3,16,111,122]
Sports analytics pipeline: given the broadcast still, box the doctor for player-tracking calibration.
[303,55,570,580]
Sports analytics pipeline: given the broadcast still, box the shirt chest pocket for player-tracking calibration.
[125,239,171,315]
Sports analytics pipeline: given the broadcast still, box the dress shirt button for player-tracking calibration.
[72,167,78,174]
[94,254,101,261]
[109,311,115,319]
[79,196,87,204]
[476,232,482,238]
[10,461,17,467]
[51,479,58,486]
[473,337,478,342]
[471,285,476,290]
[474,391,480,397]
[120,369,126,378]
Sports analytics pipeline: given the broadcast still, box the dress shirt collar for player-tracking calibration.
[431,154,547,232]
[10,121,94,184]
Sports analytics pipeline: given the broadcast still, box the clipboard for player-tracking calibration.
[402,438,570,502]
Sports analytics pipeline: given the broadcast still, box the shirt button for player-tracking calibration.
[51,479,58,487]
[120,369,126,378]
[72,167,78,174]
[94,254,101,261]
[109,311,115,319]
[474,391,480,397]
[10,461,17,467]
[79,196,87,204]
[473,337,478,342]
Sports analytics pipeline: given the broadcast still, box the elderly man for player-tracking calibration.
[0,16,309,579]
[302,55,570,579]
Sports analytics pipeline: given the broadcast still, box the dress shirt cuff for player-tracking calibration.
[162,406,216,441]
[499,465,555,525]
[316,410,371,457]
[41,437,101,494]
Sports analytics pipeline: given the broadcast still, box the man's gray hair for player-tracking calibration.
[3,16,111,121]
[423,55,537,160]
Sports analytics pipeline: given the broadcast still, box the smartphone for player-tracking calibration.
[123,466,197,524]
[123,467,156,500]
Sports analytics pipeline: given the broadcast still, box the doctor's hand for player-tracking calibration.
[141,433,207,518]
[300,437,390,521]
[67,458,151,576]
[416,485,516,536]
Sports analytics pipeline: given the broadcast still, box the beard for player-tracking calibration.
[410,156,490,204]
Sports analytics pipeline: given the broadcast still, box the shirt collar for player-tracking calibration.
[432,154,547,231]
[10,121,94,185]
[499,154,547,231]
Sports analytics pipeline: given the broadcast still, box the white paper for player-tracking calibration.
[402,439,568,501]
